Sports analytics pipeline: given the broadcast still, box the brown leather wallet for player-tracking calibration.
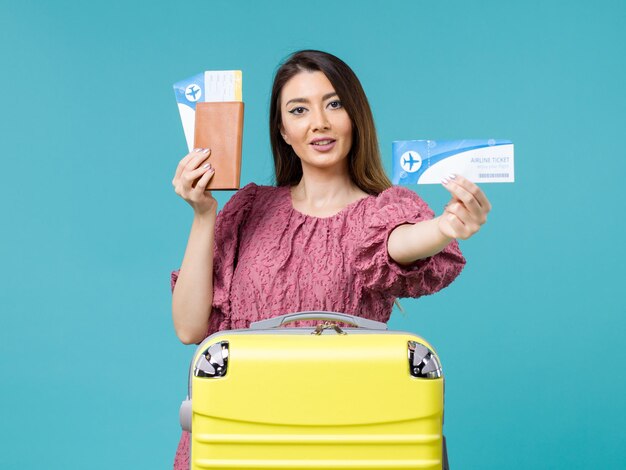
[193,101,244,190]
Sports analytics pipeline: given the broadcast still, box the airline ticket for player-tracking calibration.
[392,139,515,184]
[173,70,243,151]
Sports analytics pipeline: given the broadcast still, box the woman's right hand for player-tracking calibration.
[172,148,217,216]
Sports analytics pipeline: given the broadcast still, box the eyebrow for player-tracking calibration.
[285,92,338,107]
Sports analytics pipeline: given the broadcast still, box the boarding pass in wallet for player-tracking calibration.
[173,71,243,151]
[392,139,514,184]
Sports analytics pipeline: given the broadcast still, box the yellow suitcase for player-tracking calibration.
[180,312,449,469]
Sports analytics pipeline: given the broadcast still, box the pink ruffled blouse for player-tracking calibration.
[171,182,465,468]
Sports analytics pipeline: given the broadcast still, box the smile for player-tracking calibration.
[310,140,337,152]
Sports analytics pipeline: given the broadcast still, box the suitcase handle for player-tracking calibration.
[249,311,388,330]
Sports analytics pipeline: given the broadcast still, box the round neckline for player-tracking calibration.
[283,185,373,221]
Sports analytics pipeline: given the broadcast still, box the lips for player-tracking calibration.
[310,138,336,146]
[310,139,337,152]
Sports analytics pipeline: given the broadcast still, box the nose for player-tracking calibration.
[310,107,330,131]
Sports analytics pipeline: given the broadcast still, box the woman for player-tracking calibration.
[170,50,491,467]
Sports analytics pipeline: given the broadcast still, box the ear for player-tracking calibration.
[280,127,290,145]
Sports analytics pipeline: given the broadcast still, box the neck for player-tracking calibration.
[292,162,358,209]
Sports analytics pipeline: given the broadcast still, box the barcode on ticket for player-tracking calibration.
[478,173,510,178]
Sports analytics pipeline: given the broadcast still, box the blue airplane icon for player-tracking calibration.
[186,85,200,100]
[403,153,420,170]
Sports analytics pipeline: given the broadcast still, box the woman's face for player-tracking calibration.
[280,71,353,173]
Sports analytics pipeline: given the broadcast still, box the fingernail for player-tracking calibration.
[203,148,211,154]
[193,148,201,152]
[202,164,210,169]
[448,173,456,179]
[441,177,449,185]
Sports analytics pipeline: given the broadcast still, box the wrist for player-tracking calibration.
[435,215,455,243]
[193,207,217,224]
[389,218,454,265]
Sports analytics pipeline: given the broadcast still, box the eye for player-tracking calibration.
[288,106,307,115]
[328,100,343,109]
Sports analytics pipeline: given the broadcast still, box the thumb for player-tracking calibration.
[444,195,460,210]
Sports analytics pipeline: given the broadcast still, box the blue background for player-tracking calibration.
[1,1,624,468]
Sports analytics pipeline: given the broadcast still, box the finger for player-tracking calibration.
[449,199,487,226]
[445,201,470,225]
[174,148,209,184]
[442,177,484,221]
[179,151,211,189]
[441,178,476,208]
[182,162,212,190]
[455,174,491,211]
[447,174,491,211]
[183,148,212,173]
[444,212,466,238]
[192,165,215,192]
[188,162,214,182]
[176,148,203,176]
[174,155,193,186]
[446,202,481,235]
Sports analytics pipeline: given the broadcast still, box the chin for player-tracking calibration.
[302,154,347,170]
[305,148,349,164]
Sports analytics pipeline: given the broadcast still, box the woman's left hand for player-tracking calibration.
[437,174,492,240]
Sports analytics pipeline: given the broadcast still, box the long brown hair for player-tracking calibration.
[269,50,391,195]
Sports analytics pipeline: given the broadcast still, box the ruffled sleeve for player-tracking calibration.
[170,182,258,339]
[354,186,466,299]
